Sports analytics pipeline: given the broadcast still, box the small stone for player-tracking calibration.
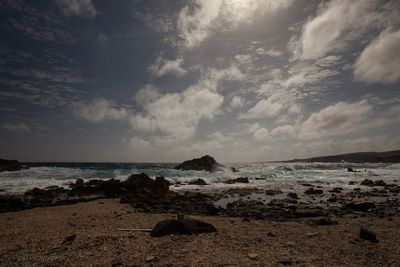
[267,231,276,237]
[248,253,258,260]
[61,234,76,245]
[146,256,155,262]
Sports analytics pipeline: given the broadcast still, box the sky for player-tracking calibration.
[0,0,400,163]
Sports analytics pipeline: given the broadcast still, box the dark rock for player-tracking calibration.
[150,216,217,237]
[265,189,283,195]
[348,181,357,185]
[304,188,323,195]
[294,209,327,218]
[374,180,387,186]
[75,178,84,187]
[329,187,343,193]
[230,167,239,172]
[224,177,249,184]
[0,159,26,172]
[0,196,25,212]
[347,167,355,172]
[359,227,378,242]
[327,195,338,202]
[174,155,223,172]
[306,217,337,226]
[61,234,76,245]
[346,201,376,212]
[287,192,299,199]
[188,178,208,186]
[361,179,375,186]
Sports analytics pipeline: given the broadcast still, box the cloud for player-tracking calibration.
[2,123,31,133]
[353,30,400,84]
[253,127,269,141]
[130,87,223,140]
[299,100,372,140]
[240,91,300,119]
[256,48,283,57]
[300,0,379,59]
[230,96,244,109]
[54,0,97,18]
[134,84,161,106]
[148,56,187,77]
[73,99,128,122]
[177,0,293,49]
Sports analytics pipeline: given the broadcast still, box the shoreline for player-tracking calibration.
[0,198,399,266]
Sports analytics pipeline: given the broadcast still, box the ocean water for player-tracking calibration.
[0,162,399,194]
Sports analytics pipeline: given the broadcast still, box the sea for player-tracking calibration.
[1,162,399,194]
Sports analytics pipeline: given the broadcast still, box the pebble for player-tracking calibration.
[248,253,258,260]
[146,256,155,262]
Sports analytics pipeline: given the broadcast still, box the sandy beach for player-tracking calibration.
[0,198,399,267]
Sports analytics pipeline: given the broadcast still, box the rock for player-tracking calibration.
[75,178,84,187]
[248,253,258,260]
[374,180,387,186]
[287,192,298,199]
[150,216,217,237]
[231,167,239,172]
[145,256,155,262]
[0,159,26,172]
[174,155,223,172]
[188,178,208,186]
[360,179,375,186]
[61,234,76,245]
[224,177,249,184]
[346,201,376,212]
[327,195,338,202]
[294,209,327,218]
[0,196,25,212]
[306,217,337,226]
[329,187,343,193]
[347,167,355,172]
[304,188,323,195]
[348,181,357,185]
[359,227,378,243]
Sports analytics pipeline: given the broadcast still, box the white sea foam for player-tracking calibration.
[0,162,399,194]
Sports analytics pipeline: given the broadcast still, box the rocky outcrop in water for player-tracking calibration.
[0,159,26,172]
[174,155,223,172]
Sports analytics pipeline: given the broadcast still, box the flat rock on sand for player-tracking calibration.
[0,199,399,266]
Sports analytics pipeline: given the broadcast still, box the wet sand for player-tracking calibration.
[0,199,399,266]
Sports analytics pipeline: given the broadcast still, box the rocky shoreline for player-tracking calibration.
[1,171,399,223]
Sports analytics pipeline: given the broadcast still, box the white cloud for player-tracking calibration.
[300,0,380,59]
[148,56,187,77]
[2,123,31,133]
[134,84,161,106]
[230,96,244,109]
[177,0,293,49]
[73,99,128,122]
[270,125,296,138]
[253,127,269,141]
[240,91,300,119]
[353,30,400,84]
[256,48,282,57]
[54,0,97,18]
[130,87,223,140]
[299,100,372,140]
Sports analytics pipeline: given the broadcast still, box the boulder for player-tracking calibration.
[304,188,323,195]
[150,215,217,237]
[360,179,375,186]
[174,155,223,172]
[188,178,208,186]
[224,177,249,184]
[287,192,299,199]
[0,159,26,172]
[345,201,376,212]
[374,180,387,186]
